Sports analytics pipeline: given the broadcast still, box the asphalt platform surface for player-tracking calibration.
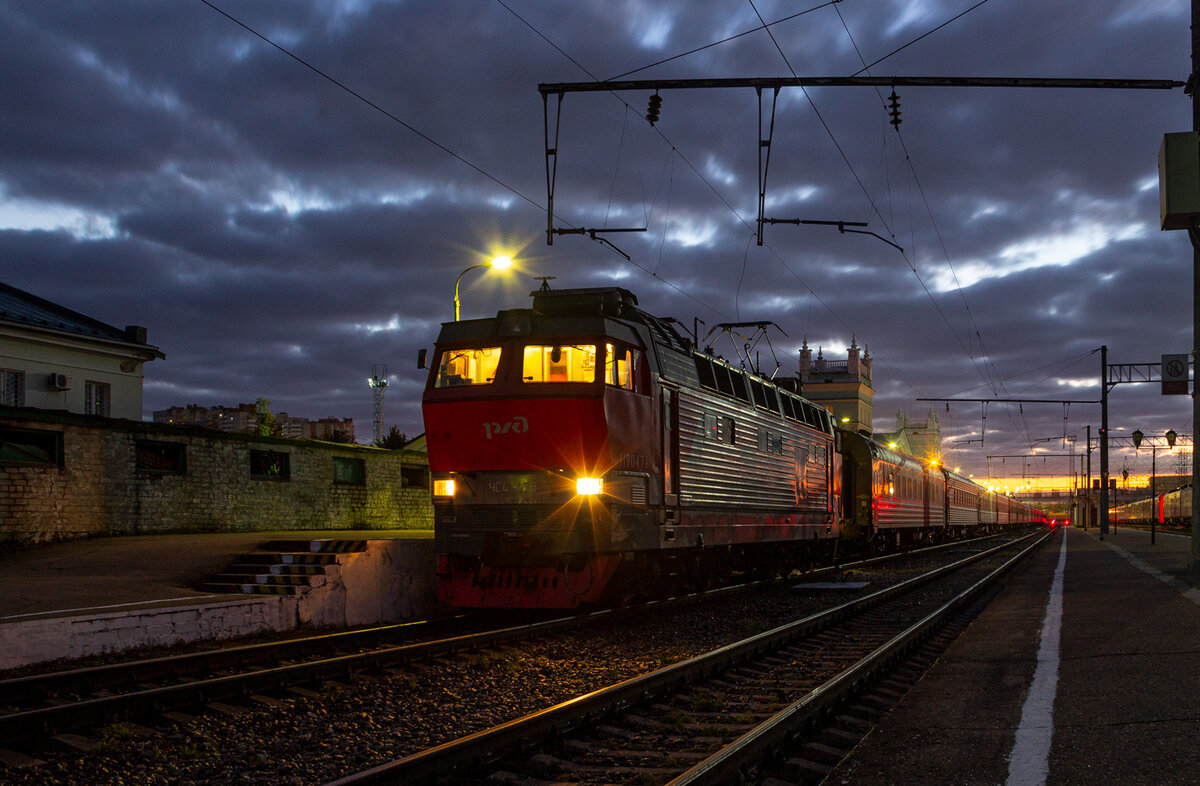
[0,530,431,621]
[833,524,1200,785]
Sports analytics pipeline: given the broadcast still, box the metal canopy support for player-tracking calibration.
[756,87,780,246]
[537,76,1184,95]
[550,227,646,260]
[538,75,1181,249]
[543,91,563,246]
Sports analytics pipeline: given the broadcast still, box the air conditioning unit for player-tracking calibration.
[49,373,72,391]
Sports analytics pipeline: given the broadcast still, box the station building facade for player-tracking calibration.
[0,282,163,420]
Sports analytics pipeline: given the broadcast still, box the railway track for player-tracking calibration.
[326,530,1050,785]
[0,532,1035,775]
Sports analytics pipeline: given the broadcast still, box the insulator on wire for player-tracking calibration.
[646,92,662,126]
[887,90,902,128]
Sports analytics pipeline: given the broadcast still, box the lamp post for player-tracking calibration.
[454,255,513,321]
[1132,428,1178,545]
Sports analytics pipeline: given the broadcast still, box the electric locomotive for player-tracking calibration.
[422,286,840,608]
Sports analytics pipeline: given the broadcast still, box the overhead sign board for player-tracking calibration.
[1162,353,1189,395]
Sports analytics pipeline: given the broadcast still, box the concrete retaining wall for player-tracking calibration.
[0,539,440,670]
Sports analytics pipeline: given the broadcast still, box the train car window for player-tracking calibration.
[604,343,635,390]
[713,363,735,397]
[749,378,766,408]
[778,393,796,420]
[523,344,597,383]
[730,371,750,403]
[763,386,780,413]
[695,355,717,390]
[435,346,502,387]
[703,413,735,443]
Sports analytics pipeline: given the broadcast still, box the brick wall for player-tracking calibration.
[0,408,433,546]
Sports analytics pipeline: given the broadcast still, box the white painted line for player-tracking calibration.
[0,595,224,621]
[1006,527,1067,786]
[1098,540,1200,607]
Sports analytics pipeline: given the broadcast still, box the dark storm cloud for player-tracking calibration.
[0,0,1192,481]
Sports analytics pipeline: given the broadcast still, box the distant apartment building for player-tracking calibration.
[0,282,164,420]
[154,403,355,442]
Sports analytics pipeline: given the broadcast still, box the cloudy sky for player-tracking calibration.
[2,0,1193,489]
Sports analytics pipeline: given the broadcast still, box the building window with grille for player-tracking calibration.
[333,456,366,485]
[134,440,187,474]
[84,380,110,416]
[1,370,24,407]
[250,450,290,481]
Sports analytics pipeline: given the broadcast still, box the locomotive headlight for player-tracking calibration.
[576,477,603,496]
[433,479,456,497]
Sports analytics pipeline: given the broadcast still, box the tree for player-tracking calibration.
[254,397,280,438]
[375,425,409,449]
[327,429,355,444]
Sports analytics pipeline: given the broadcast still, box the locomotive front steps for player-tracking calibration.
[200,539,369,596]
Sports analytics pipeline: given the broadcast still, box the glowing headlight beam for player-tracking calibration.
[576,477,602,496]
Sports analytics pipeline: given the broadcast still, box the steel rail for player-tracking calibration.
[668,529,1053,784]
[0,614,589,744]
[0,530,1005,708]
[0,531,1025,745]
[323,530,1045,785]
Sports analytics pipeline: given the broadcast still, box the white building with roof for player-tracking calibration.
[0,282,164,420]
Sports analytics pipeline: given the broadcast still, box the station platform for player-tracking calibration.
[834,525,1200,784]
[0,530,437,671]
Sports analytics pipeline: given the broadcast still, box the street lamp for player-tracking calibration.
[1132,428,1178,545]
[454,255,513,321]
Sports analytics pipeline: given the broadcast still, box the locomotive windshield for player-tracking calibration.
[522,344,597,383]
[434,346,502,387]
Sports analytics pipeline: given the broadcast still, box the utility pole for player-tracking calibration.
[1191,0,1200,569]
[1086,424,1092,529]
[1101,346,1110,538]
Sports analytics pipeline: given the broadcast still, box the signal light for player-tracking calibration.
[887,90,901,128]
[645,92,662,126]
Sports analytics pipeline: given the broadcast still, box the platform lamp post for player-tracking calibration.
[454,255,513,321]
[1132,428,1177,545]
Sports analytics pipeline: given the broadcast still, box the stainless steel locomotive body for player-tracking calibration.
[423,287,841,608]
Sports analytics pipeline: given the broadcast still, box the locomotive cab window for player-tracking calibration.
[435,347,502,387]
[604,343,635,390]
[523,344,596,383]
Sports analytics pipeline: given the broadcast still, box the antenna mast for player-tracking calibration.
[368,364,389,445]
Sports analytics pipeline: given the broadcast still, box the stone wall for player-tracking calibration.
[0,407,433,546]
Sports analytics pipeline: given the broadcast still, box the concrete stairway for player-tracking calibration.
[201,539,368,596]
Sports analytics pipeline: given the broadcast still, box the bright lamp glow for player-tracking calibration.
[433,479,455,497]
[491,255,513,270]
[576,477,602,495]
